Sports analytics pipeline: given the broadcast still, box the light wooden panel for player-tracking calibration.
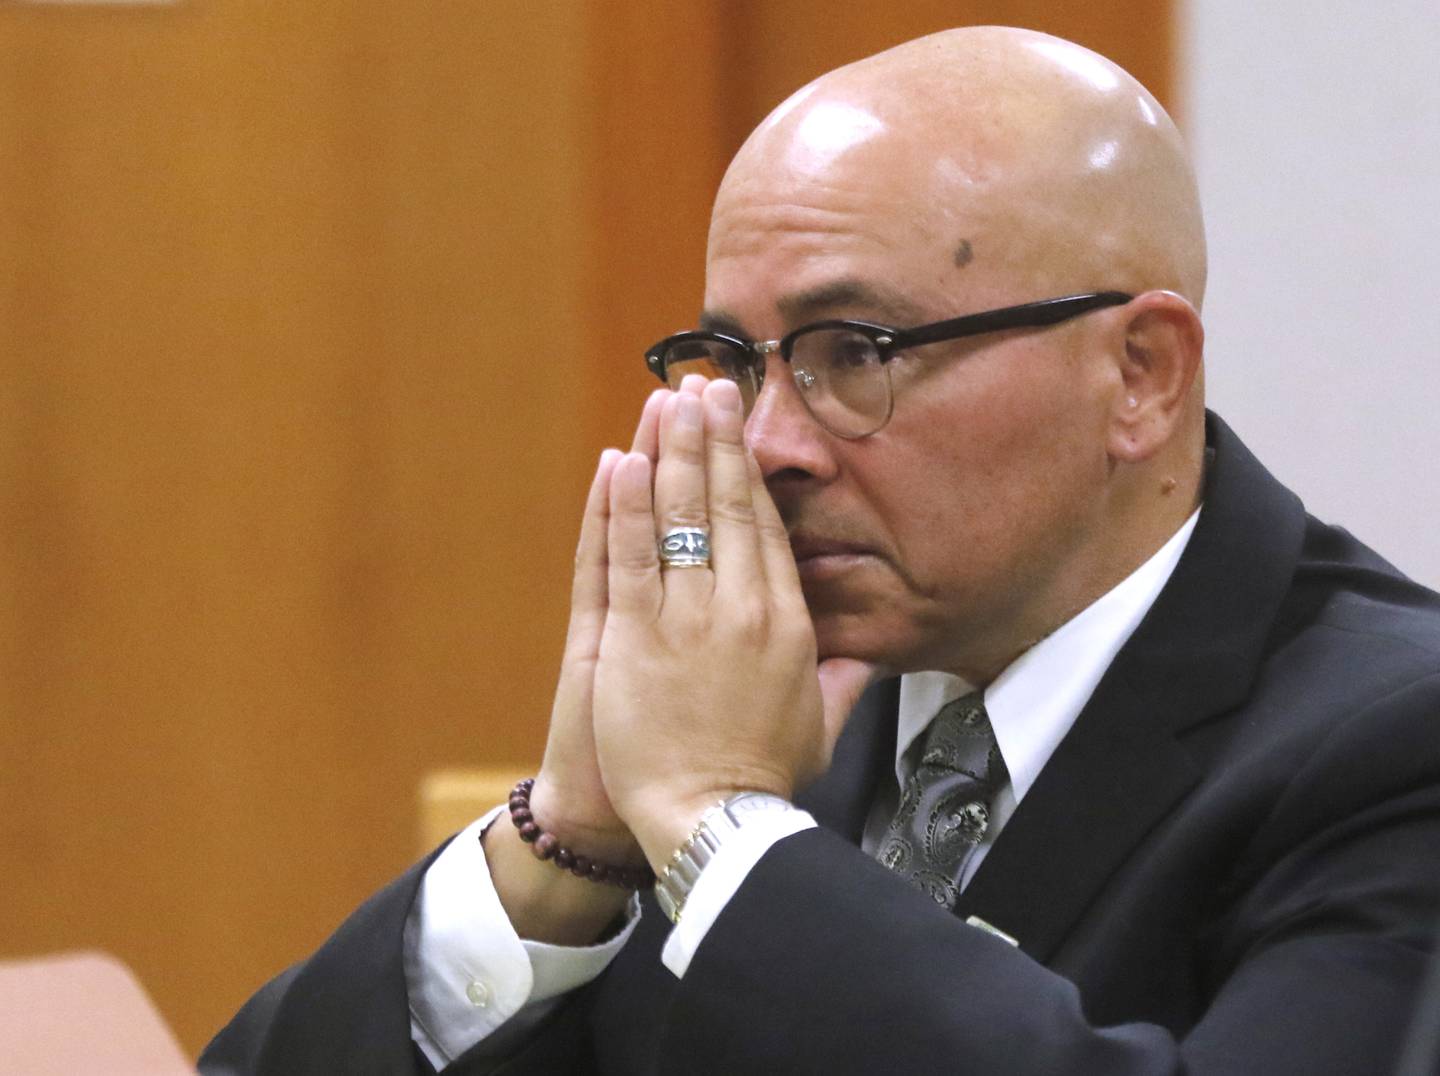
[0,2,603,1052]
[417,769,526,854]
[0,1,1170,1056]
[577,2,731,450]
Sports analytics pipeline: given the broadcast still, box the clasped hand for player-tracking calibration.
[532,377,876,872]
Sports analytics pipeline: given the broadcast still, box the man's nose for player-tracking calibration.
[744,352,839,483]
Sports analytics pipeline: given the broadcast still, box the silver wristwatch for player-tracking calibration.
[654,791,794,924]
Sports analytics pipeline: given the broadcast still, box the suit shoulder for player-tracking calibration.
[199,963,304,1075]
[1280,514,1440,672]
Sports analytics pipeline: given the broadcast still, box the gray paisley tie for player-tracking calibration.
[876,691,1008,910]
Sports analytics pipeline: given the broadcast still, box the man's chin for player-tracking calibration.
[801,570,940,669]
[811,607,921,671]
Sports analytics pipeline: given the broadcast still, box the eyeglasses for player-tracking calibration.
[644,291,1133,439]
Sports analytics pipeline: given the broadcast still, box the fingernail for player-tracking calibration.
[711,379,742,413]
[677,394,702,428]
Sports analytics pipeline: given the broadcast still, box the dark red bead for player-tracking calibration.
[504,775,657,890]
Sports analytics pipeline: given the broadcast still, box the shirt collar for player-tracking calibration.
[894,508,1200,803]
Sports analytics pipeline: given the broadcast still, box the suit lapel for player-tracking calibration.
[797,677,898,843]
[954,667,1199,960]
[957,414,1308,962]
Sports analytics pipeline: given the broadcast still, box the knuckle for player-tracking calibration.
[710,429,746,452]
[609,544,654,574]
[755,513,788,543]
[663,433,707,464]
[711,440,754,472]
[709,497,755,527]
[727,596,770,635]
[660,500,708,528]
[777,614,815,651]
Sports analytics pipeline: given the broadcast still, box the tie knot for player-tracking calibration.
[918,691,996,775]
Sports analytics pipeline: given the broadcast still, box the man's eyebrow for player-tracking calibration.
[698,280,929,339]
[698,309,746,336]
[776,279,925,324]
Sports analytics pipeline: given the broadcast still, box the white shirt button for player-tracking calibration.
[465,979,491,1008]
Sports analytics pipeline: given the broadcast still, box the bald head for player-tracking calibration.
[713,27,1206,309]
[703,29,1210,678]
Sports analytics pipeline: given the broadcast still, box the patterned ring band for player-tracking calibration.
[658,526,711,568]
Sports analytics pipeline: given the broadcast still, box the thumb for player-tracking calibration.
[817,657,883,750]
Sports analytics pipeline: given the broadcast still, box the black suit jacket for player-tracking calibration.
[204,415,1440,1074]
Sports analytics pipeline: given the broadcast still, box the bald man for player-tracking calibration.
[204,28,1440,1075]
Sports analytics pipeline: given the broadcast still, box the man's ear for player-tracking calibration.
[1106,290,1204,463]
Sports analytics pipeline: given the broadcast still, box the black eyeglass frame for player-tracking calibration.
[644,290,1134,383]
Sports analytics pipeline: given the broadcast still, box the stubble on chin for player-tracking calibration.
[807,593,907,669]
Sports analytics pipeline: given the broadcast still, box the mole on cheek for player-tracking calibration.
[954,239,974,268]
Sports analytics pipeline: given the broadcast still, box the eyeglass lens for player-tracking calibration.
[788,328,891,437]
[661,328,891,438]
[661,339,760,414]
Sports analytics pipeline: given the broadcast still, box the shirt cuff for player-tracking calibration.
[405,807,640,1069]
[525,894,640,1004]
[660,809,816,979]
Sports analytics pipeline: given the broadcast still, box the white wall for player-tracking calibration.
[1180,1,1440,587]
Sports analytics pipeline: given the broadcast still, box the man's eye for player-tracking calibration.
[826,334,876,368]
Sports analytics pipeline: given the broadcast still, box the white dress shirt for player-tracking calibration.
[407,509,1199,1068]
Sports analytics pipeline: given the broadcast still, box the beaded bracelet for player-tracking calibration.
[507,778,655,890]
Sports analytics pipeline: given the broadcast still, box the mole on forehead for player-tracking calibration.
[700,277,936,336]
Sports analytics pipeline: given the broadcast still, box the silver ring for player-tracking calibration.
[658,526,711,569]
